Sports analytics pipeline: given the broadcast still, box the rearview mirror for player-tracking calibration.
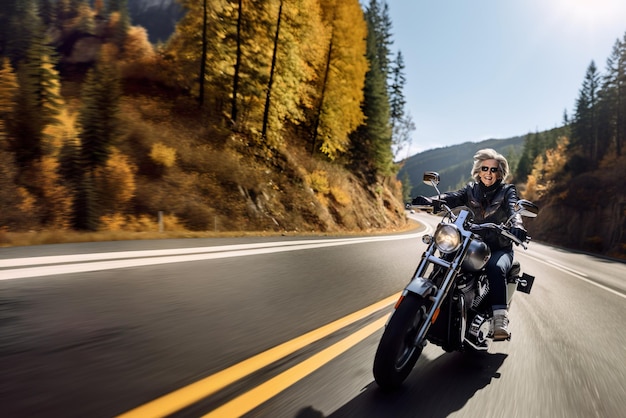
[515,199,539,218]
[423,171,440,186]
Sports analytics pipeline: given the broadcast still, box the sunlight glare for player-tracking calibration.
[550,0,622,26]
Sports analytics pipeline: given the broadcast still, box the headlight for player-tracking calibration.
[434,224,461,253]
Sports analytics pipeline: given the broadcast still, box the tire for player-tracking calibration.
[373,293,429,390]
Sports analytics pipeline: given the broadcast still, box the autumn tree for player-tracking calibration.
[524,136,569,201]
[312,0,367,159]
[96,147,137,217]
[261,0,327,146]
[261,0,284,140]
[0,58,18,141]
[165,0,261,120]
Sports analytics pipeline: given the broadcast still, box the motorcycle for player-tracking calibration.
[373,171,539,389]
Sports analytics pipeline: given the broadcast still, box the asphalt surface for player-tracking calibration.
[1,213,625,418]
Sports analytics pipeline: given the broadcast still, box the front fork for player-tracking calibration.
[401,241,469,347]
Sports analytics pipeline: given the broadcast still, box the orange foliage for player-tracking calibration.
[37,157,73,229]
[96,148,137,215]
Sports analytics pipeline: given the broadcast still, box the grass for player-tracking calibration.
[0,219,421,248]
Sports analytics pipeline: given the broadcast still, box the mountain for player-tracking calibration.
[127,0,183,43]
[399,136,526,200]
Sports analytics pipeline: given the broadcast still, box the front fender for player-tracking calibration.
[406,276,436,297]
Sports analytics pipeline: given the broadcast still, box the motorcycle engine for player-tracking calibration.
[468,314,491,344]
[471,275,489,308]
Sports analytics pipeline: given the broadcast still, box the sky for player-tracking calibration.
[386,0,626,157]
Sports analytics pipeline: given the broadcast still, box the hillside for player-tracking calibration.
[0,0,416,246]
[401,137,626,260]
[0,79,410,244]
[399,136,525,198]
[110,85,409,235]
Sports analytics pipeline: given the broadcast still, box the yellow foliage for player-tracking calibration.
[524,174,539,201]
[100,213,127,231]
[0,57,18,117]
[96,148,137,214]
[330,186,351,206]
[150,142,177,167]
[123,26,155,62]
[119,26,157,78]
[316,0,368,159]
[100,213,185,232]
[40,157,73,229]
[306,170,330,194]
[524,136,570,199]
[43,108,78,155]
[17,187,36,213]
[543,136,569,182]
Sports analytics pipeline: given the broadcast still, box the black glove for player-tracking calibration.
[510,227,527,243]
[411,195,432,206]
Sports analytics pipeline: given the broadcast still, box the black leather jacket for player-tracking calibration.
[418,181,524,251]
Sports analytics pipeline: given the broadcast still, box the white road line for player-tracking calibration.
[0,234,422,280]
[0,235,418,268]
[521,253,626,299]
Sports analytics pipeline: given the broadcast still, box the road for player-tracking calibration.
[1,212,625,418]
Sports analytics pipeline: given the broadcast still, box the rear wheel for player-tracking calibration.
[373,294,429,390]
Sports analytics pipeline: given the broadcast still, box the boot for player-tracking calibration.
[493,309,511,341]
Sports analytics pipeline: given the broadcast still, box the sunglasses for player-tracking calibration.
[480,166,499,173]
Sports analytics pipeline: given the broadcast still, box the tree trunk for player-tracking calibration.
[311,34,333,156]
[198,0,208,107]
[262,0,283,139]
[231,0,243,124]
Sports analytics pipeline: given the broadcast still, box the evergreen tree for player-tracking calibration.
[389,50,414,160]
[108,0,131,51]
[4,0,39,66]
[78,51,120,169]
[106,0,124,14]
[9,7,62,168]
[600,35,626,157]
[0,1,19,58]
[74,48,121,230]
[349,12,393,180]
[365,0,393,81]
[572,61,601,163]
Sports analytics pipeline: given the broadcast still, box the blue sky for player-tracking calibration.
[386,0,626,157]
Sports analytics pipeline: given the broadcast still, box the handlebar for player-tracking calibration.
[469,222,530,249]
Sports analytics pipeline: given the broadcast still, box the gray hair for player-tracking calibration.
[471,148,510,182]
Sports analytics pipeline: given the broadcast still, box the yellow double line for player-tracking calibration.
[117,293,400,418]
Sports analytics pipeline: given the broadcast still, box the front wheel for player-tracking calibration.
[373,293,429,390]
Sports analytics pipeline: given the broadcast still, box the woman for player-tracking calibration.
[411,148,527,340]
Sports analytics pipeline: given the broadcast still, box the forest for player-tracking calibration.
[0,0,624,258]
[0,0,415,242]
